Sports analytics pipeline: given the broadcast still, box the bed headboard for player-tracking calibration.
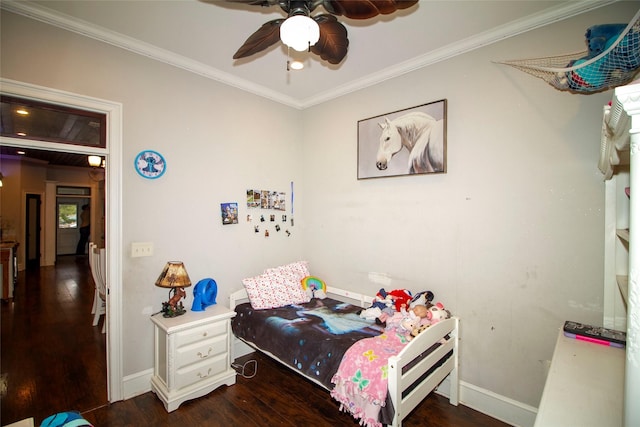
[229,286,373,310]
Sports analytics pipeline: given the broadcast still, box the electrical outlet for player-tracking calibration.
[131,242,153,257]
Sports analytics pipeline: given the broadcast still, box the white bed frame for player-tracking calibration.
[230,286,459,427]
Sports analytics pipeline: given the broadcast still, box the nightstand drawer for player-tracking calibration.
[176,334,227,368]
[175,353,227,390]
[175,321,226,348]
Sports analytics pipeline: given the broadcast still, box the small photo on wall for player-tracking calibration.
[246,190,259,208]
[221,202,238,225]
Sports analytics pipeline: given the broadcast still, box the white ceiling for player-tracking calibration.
[2,0,617,109]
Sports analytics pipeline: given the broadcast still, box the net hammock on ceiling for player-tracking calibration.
[495,9,640,93]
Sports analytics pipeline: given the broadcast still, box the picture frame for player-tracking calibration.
[357,99,447,179]
[220,202,238,225]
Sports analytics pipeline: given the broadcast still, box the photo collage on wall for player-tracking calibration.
[245,189,292,237]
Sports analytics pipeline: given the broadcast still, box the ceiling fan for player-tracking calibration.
[227,0,419,65]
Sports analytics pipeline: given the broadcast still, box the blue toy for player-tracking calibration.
[191,278,218,311]
[564,23,640,92]
[40,411,93,427]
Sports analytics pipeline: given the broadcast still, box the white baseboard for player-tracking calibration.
[124,352,538,427]
[122,368,153,400]
[436,376,537,427]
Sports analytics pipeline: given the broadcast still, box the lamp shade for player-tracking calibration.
[155,261,192,288]
[88,155,102,167]
[280,15,319,52]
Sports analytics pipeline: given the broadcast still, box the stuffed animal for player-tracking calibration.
[386,288,413,312]
[559,23,640,92]
[411,324,430,339]
[409,290,434,308]
[410,302,452,339]
[426,302,451,324]
[401,304,430,338]
[363,288,412,324]
[301,276,327,299]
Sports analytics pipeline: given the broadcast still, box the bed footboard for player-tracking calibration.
[387,316,459,426]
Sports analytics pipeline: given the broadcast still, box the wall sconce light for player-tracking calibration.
[0,172,3,188]
[88,155,102,167]
[155,261,192,317]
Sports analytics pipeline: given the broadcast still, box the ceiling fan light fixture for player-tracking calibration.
[280,15,319,52]
[289,60,304,70]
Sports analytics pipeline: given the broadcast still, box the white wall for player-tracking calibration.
[1,1,637,421]
[1,11,304,377]
[300,2,638,409]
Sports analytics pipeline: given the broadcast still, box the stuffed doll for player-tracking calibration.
[387,288,413,312]
[401,304,430,339]
[410,303,452,339]
[360,288,395,321]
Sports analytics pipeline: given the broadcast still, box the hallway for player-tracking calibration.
[0,255,107,425]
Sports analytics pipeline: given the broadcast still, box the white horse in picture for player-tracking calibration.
[376,111,444,174]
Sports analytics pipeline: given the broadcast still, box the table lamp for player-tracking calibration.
[155,261,192,317]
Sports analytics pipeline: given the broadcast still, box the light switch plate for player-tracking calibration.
[131,242,153,257]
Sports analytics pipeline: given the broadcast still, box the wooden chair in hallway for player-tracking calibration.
[89,242,106,333]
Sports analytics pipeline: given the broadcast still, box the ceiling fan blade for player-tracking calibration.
[322,0,418,19]
[233,19,285,60]
[310,15,348,65]
[224,0,284,7]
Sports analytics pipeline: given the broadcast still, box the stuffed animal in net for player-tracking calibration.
[560,22,640,92]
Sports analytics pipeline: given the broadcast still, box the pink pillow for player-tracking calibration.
[242,273,290,309]
[265,261,311,304]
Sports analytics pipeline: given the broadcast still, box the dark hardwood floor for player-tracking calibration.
[2,258,511,426]
[1,255,108,426]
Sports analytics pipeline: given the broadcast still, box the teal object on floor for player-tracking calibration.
[40,411,93,427]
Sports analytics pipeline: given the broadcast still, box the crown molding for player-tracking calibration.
[1,0,303,108]
[2,0,618,110]
[299,0,618,108]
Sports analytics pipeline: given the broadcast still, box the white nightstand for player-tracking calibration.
[150,304,236,412]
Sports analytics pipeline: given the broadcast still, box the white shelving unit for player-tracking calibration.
[600,81,640,427]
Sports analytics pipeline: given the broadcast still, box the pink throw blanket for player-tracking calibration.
[330,331,410,427]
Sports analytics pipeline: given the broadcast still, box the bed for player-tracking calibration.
[230,285,459,427]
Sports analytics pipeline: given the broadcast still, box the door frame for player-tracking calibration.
[0,78,123,402]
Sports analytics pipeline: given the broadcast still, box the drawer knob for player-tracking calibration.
[197,348,213,359]
[202,332,208,337]
[197,368,212,379]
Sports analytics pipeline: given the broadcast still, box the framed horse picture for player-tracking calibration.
[357,99,447,179]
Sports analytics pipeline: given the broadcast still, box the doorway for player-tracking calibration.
[1,77,124,403]
[56,195,91,256]
[25,193,41,270]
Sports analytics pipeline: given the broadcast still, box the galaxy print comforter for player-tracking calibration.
[231,297,385,388]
